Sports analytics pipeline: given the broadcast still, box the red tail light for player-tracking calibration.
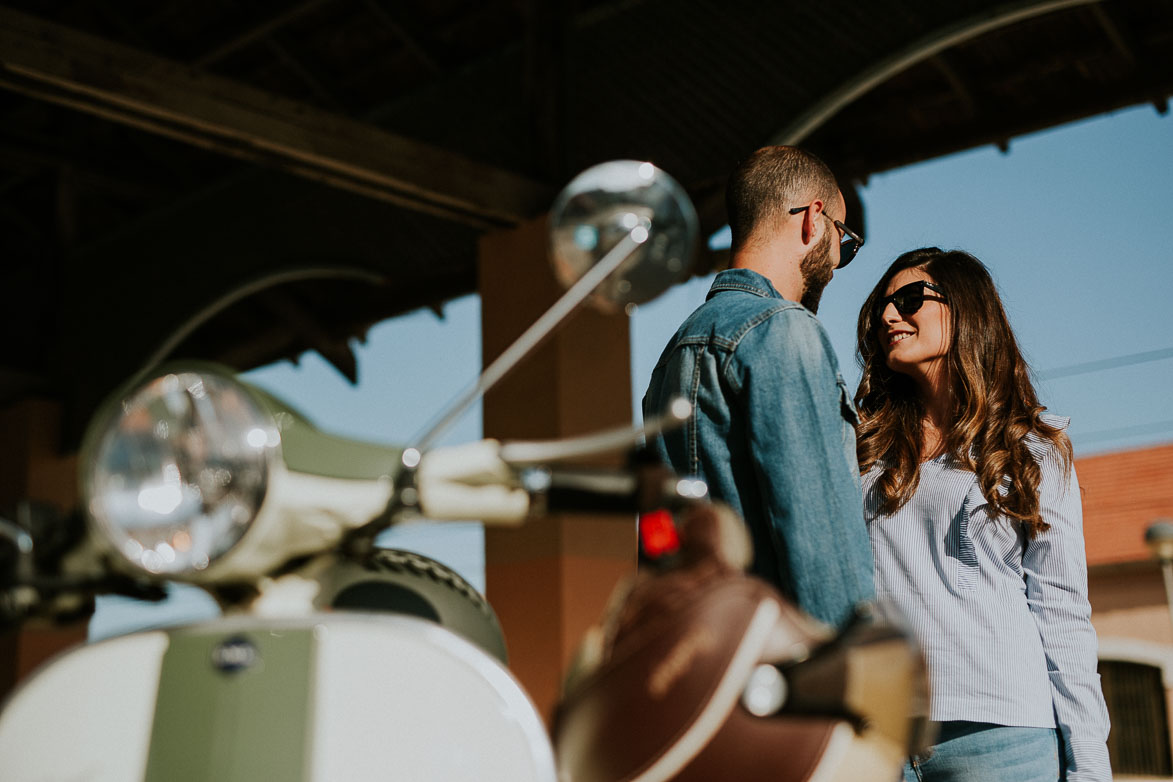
[638,509,680,558]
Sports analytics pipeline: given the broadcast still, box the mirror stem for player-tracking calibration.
[413,227,646,451]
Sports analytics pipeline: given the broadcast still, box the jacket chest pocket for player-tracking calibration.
[835,372,863,459]
[835,374,859,427]
[834,375,861,486]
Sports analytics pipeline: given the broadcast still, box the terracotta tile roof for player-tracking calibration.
[1076,443,1173,567]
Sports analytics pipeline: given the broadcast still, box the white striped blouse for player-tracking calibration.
[863,416,1111,781]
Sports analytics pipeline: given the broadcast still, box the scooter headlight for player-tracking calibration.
[82,368,280,575]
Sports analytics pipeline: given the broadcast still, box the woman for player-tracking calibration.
[854,248,1110,782]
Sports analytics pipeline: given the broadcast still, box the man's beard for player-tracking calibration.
[799,230,834,313]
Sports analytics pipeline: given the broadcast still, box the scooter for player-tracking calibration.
[0,160,929,782]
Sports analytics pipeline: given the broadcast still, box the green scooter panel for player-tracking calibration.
[145,625,315,782]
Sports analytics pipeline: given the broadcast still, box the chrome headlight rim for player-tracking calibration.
[80,362,282,578]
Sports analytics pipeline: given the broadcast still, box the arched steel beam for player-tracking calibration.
[769,0,1102,146]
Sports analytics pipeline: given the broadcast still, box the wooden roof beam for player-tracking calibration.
[929,53,979,119]
[0,139,166,200]
[830,75,1173,179]
[1088,2,1168,114]
[1089,3,1137,65]
[192,0,335,68]
[259,35,347,111]
[359,0,442,76]
[203,0,348,112]
[523,0,569,180]
[0,7,552,229]
[256,287,359,383]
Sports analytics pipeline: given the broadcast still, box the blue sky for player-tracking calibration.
[90,103,1173,637]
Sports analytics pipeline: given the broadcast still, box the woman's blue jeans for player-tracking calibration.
[904,721,1060,782]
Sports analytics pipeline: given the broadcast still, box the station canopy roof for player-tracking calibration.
[1,0,1171,438]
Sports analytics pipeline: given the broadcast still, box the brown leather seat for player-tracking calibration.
[553,504,929,782]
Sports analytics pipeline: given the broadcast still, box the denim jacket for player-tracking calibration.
[642,268,874,627]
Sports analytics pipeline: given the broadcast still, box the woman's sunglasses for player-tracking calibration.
[875,280,947,316]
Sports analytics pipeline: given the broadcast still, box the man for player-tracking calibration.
[642,146,873,628]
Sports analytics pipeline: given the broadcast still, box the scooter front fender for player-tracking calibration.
[0,613,556,782]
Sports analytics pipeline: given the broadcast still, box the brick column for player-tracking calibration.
[478,216,636,721]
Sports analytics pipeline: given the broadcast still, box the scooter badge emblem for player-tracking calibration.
[211,635,259,674]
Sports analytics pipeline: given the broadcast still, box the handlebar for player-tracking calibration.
[406,399,703,525]
[411,442,706,525]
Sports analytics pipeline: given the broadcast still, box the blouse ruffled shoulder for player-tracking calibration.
[1025,412,1071,463]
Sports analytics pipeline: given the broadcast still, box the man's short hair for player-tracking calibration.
[725,146,841,253]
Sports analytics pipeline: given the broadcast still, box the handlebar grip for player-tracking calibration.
[414,440,708,524]
[540,469,641,514]
[532,465,708,516]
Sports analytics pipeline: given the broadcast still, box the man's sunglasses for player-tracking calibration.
[788,204,864,268]
[876,280,948,316]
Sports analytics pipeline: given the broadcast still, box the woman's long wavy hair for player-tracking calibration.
[854,248,1071,537]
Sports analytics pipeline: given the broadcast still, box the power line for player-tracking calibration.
[1038,346,1173,380]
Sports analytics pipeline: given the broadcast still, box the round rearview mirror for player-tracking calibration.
[549,160,698,313]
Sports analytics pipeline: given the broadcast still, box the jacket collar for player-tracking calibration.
[707,268,784,301]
